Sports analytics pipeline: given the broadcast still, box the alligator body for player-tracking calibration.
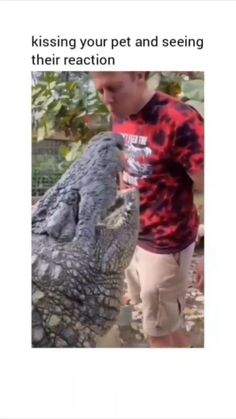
[32,133,139,347]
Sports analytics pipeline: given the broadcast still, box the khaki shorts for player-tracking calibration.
[125,242,195,337]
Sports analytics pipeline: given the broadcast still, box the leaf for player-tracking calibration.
[68,81,80,91]
[185,100,204,117]
[58,94,70,100]
[60,145,70,159]
[34,94,47,105]
[54,82,66,88]
[48,80,57,90]
[181,79,204,101]
[48,101,62,114]
[148,73,161,90]
[33,110,46,120]
[36,126,45,142]
[32,86,43,97]
[63,141,82,162]
[44,96,55,108]
[38,81,48,87]
[44,119,55,138]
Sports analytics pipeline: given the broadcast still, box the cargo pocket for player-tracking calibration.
[155,288,185,334]
[177,296,184,316]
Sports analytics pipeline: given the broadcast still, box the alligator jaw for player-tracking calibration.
[32,132,140,347]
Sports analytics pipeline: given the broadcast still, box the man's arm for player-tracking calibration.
[172,106,205,294]
[172,107,204,214]
[172,105,204,184]
[197,256,204,294]
[192,170,204,296]
[190,171,204,217]
[191,171,204,194]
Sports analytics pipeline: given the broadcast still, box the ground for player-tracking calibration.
[97,248,204,348]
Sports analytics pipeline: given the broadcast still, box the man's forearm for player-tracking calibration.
[192,171,204,194]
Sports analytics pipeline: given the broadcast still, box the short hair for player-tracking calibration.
[91,71,150,81]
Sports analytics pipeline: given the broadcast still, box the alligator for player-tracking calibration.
[32,132,139,348]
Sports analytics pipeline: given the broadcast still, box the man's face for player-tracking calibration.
[92,72,145,118]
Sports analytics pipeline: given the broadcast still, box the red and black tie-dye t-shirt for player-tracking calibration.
[113,92,204,254]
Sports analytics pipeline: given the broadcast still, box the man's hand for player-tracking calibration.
[197,256,204,294]
[191,172,204,194]
[196,223,204,245]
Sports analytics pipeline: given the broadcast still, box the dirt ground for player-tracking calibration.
[97,247,204,348]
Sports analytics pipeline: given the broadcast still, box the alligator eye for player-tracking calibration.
[116,143,123,151]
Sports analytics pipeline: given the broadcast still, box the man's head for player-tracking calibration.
[91,72,152,119]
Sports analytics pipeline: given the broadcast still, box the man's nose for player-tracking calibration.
[103,90,115,105]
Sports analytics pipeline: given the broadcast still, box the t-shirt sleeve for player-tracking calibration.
[172,106,204,177]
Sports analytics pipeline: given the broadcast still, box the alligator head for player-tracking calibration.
[32,132,139,347]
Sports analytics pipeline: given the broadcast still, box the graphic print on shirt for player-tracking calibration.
[120,133,153,186]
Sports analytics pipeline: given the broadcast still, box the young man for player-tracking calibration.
[91,72,204,348]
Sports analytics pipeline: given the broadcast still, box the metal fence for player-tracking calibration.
[32,139,72,198]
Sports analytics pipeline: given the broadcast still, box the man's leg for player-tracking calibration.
[123,248,141,306]
[149,329,191,348]
[137,243,195,348]
[171,242,196,347]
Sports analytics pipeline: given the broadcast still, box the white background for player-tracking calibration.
[0,1,236,418]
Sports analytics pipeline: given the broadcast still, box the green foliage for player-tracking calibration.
[148,72,204,117]
[32,154,72,196]
[32,72,111,156]
[181,79,204,116]
[32,72,111,194]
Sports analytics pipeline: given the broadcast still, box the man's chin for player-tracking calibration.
[111,109,128,119]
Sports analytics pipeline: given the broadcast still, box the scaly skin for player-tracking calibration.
[32,132,139,347]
